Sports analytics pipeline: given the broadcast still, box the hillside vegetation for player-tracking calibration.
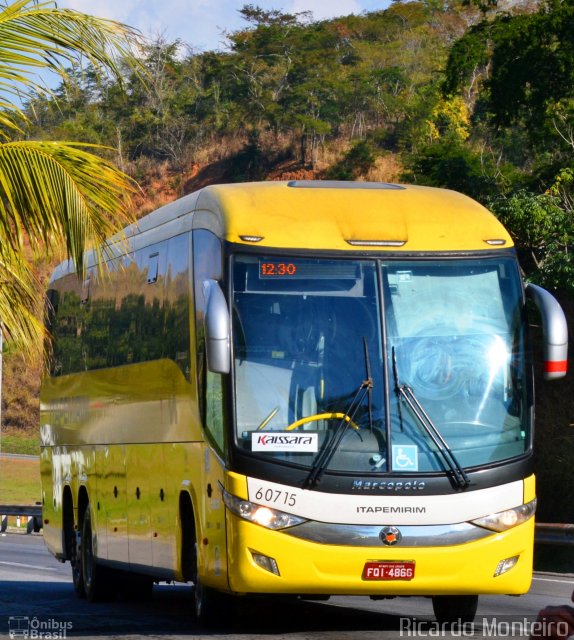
[2,0,574,522]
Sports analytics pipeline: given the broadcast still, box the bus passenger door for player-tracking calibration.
[193,229,228,587]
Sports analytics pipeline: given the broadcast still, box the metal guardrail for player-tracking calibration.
[0,504,42,534]
[535,522,574,546]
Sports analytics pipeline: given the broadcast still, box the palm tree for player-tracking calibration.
[0,0,143,354]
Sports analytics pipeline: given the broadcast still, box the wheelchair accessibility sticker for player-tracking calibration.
[392,445,418,471]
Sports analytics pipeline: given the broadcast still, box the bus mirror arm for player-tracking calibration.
[204,279,231,374]
[526,282,568,380]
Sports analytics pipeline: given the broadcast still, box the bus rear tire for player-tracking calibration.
[432,595,478,624]
[71,529,85,599]
[64,495,85,599]
[81,502,116,602]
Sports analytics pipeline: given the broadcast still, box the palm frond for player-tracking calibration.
[0,140,137,274]
[0,248,44,356]
[0,0,145,112]
[0,1,145,358]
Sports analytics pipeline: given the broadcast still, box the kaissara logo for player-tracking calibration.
[257,435,311,445]
[252,432,318,452]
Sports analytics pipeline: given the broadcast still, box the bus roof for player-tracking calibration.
[51,181,513,280]
[192,181,512,252]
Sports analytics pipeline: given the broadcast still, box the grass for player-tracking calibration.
[0,456,41,506]
[0,431,40,455]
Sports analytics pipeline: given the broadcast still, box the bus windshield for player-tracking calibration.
[232,254,529,475]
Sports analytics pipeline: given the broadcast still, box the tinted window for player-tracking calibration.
[49,234,191,377]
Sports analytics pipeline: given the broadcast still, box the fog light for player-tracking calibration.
[250,550,280,576]
[494,555,519,577]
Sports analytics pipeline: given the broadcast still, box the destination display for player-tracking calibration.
[258,258,359,280]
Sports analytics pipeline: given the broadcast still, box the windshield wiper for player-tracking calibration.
[305,338,373,489]
[391,347,470,490]
[364,337,374,431]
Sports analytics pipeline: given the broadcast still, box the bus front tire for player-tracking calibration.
[192,540,231,625]
[194,577,232,626]
[432,595,478,624]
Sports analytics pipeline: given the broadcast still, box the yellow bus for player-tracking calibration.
[40,181,568,624]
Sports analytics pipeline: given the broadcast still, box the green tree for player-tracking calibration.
[485,4,574,129]
[444,2,574,154]
[0,0,142,353]
[325,139,376,180]
[402,139,500,201]
[489,190,574,292]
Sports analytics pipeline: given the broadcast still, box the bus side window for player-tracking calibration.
[164,234,191,379]
[193,229,225,453]
[49,275,84,376]
[147,252,160,284]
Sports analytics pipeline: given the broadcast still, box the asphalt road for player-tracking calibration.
[1,532,573,639]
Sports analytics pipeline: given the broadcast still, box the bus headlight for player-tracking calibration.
[223,490,307,530]
[471,498,537,532]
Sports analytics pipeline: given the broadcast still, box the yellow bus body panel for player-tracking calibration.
[221,472,536,597]
[524,474,535,503]
[226,515,533,596]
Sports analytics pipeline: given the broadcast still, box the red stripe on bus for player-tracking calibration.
[545,361,568,373]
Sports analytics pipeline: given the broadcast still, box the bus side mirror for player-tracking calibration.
[526,282,568,380]
[203,279,230,374]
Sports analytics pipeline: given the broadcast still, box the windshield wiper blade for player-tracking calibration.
[392,348,470,490]
[304,380,371,488]
[364,337,374,431]
[305,340,373,489]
